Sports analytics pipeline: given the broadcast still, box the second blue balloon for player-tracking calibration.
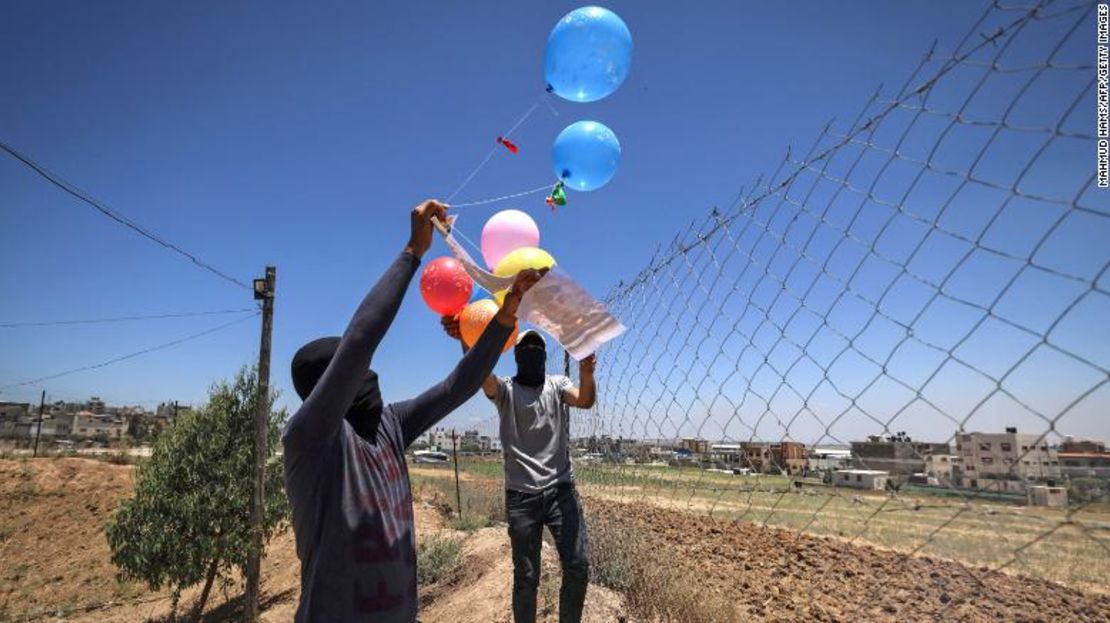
[552,120,621,192]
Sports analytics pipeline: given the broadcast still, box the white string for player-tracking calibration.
[444,98,550,203]
[445,148,498,204]
[450,183,552,208]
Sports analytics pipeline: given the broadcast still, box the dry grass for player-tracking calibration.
[585,504,738,622]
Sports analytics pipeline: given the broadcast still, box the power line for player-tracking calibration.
[0,307,258,328]
[0,139,251,291]
[0,311,260,391]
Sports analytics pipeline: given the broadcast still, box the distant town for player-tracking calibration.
[3,397,1106,509]
[0,396,190,446]
[417,426,1109,508]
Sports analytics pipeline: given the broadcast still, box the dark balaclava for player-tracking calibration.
[291,337,383,441]
[513,331,547,387]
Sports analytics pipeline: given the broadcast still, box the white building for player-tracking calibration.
[956,428,1060,490]
[1027,485,1067,508]
[810,447,853,471]
[424,427,454,452]
[834,469,890,491]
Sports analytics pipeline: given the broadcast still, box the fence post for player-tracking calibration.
[32,390,45,457]
[452,430,462,519]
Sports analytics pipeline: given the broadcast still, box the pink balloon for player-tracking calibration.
[481,209,540,270]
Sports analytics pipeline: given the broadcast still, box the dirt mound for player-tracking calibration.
[419,526,626,623]
[587,497,1110,622]
[0,458,139,619]
[1,458,624,622]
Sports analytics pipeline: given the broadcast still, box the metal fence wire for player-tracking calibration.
[528,0,1108,606]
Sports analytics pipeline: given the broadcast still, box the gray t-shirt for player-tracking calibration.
[491,375,575,492]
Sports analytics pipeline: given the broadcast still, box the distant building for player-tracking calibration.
[709,443,743,465]
[925,454,960,486]
[424,427,454,451]
[1058,437,1110,479]
[956,428,1059,491]
[680,437,709,455]
[809,447,852,471]
[70,411,126,440]
[0,401,31,420]
[834,469,890,491]
[87,397,106,415]
[740,441,807,474]
[15,413,73,439]
[1027,485,1068,508]
[851,436,951,475]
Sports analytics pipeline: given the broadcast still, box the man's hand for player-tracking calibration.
[441,314,462,341]
[565,353,598,408]
[579,354,597,377]
[496,267,548,326]
[405,200,449,259]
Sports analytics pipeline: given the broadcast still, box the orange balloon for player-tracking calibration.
[459,299,517,353]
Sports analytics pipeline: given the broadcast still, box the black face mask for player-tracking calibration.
[514,343,546,387]
[291,337,383,442]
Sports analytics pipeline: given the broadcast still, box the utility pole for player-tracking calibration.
[245,266,275,623]
[32,390,45,458]
[452,430,462,519]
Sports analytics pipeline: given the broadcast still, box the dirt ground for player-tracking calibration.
[586,498,1110,622]
[0,458,625,622]
[4,457,1109,622]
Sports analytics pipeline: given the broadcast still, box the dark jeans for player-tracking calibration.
[506,482,590,623]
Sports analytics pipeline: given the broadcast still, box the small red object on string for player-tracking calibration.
[496,136,519,154]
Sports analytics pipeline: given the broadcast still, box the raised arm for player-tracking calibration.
[440,315,498,398]
[397,268,547,446]
[283,200,446,452]
[562,354,597,409]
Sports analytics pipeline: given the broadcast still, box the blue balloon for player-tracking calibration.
[544,6,633,103]
[552,120,621,192]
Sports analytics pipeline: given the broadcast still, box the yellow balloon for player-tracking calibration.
[494,289,508,307]
[494,246,556,279]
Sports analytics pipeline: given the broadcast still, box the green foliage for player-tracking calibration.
[105,366,288,603]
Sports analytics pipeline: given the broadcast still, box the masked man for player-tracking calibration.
[283,200,544,622]
[442,319,597,623]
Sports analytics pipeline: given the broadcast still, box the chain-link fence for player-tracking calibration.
[523,0,1108,608]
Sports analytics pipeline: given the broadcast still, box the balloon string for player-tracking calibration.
[445,148,497,204]
[444,95,556,204]
[502,102,540,138]
[450,183,552,208]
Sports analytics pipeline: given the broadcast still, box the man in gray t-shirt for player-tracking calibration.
[442,323,596,623]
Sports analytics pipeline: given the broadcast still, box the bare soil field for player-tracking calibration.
[586,497,1110,622]
[0,458,625,622]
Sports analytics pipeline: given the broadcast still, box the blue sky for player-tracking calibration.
[1,1,1105,442]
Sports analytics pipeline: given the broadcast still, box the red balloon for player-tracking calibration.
[420,257,473,316]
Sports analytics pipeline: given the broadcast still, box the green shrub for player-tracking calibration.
[417,535,463,585]
[105,366,288,619]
